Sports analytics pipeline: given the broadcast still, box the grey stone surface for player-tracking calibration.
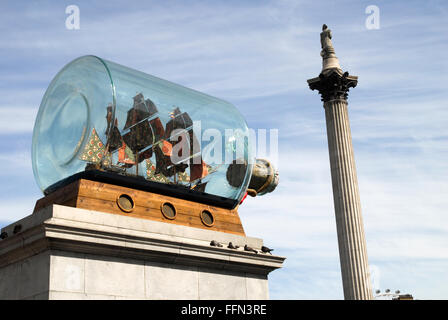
[48,291,118,300]
[0,261,20,299]
[0,251,50,300]
[28,292,49,300]
[246,274,269,299]
[0,205,284,300]
[324,99,372,300]
[85,255,146,298]
[49,252,85,293]
[198,268,247,300]
[17,251,50,299]
[145,262,199,299]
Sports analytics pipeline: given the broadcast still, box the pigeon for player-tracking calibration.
[261,246,274,254]
[244,244,258,254]
[210,240,223,247]
[227,242,240,249]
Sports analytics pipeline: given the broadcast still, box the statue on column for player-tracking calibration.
[319,24,341,71]
[320,24,336,58]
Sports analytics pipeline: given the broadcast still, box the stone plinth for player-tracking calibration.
[0,205,284,300]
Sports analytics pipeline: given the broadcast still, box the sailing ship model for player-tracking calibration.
[79,93,211,192]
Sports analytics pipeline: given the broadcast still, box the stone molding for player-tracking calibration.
[0,205,285,276]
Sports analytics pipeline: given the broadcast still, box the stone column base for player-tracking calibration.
[0,205,285,300]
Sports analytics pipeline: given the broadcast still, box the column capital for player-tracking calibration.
[307,68,358,103]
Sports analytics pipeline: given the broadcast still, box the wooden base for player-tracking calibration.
[33,179,245,236]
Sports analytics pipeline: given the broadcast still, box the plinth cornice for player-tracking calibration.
[0,205,285,275]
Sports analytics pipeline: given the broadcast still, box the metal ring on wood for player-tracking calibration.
[200,209,215,227]
[160,202,177,220]
[116,193,135,213]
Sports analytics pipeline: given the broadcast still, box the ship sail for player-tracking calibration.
[118,142,136,165]
[78,128,111,166]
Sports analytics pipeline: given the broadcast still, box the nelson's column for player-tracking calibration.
[307,25,372,300]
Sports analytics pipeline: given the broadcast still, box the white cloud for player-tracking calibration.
[0,107,38,134]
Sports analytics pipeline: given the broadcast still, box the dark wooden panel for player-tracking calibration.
[34,180,80,213]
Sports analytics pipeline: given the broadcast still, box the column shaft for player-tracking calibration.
[324,99,372,300]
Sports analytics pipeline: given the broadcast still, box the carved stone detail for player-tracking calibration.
[308,69,358,103]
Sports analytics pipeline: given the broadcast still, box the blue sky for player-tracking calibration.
[0,0,447,299]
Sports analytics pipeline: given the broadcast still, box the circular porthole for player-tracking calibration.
[200,210,214,227]
[161,202,176,220]
[116,194,135,213]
